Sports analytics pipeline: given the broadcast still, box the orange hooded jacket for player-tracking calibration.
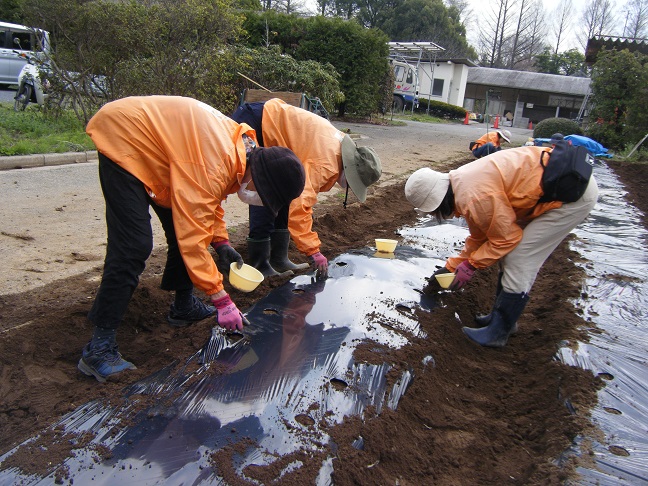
[86,96,256,296]
[447,145,562,271]
[473,131,503,150]
[260,99,345,256]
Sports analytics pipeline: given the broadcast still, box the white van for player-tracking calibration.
[0,21,50,87]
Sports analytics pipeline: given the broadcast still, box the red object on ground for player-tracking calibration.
[493,116,499,129]
[528,121,533,129]
[464,112,470,125]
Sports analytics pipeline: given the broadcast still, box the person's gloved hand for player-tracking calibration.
[450,260,476,291]
[212,240,243,276]
[309,252,328,277]
[211,294,249,331]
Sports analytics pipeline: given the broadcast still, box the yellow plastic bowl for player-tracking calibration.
[229,262,264,292]
[434,272,456,289]
[375,238,398,253]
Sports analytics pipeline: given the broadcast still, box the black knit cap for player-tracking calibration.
[249,147,306,217]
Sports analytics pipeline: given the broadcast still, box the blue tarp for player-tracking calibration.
[534,135,612,158]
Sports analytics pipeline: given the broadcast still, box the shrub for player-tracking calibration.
[533,117,583,139]
[415,99,466,120]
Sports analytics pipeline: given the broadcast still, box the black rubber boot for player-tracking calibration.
[270,229,309,273]
[463,291,529,348]
[474,272,503,327]
[247,237,293,278]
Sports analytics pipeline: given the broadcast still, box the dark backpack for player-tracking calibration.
[539,142,594,203]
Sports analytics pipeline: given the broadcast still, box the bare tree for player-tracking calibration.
[506,0,546,68]
[478,0,517,67]
[551,0,573,54]
[622,0,648,38]
[578,0,618,49]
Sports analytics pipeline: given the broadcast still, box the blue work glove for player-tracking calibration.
[212,240,243,276]
[449,261,476,291]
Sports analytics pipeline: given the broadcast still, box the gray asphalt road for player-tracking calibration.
[0,86,18,104]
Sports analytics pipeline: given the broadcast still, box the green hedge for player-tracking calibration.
[415,99,466,120]
[533,117,583,138]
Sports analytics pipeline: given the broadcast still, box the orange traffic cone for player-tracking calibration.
[528,120,533,129]
[493,115,499,129]
[464,112,470,125]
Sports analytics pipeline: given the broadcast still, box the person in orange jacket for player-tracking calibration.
[230,98,381,277]
[405,145,598,348]
[80,96,306,382]
[470,129,511,158]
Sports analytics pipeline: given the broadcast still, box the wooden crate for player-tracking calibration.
[241,89,306,108]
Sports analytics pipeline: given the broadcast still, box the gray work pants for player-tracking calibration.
[501,176,599,294]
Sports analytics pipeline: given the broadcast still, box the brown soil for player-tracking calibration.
[1,149,647,484]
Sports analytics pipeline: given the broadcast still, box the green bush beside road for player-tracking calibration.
[0,103,94,156]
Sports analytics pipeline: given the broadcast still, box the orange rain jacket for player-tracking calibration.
[86,96,256,296]
[472,131,503,150]
[260,99,345,256]
[446,145,562,271]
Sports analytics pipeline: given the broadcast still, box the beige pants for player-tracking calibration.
[501,176,599,294]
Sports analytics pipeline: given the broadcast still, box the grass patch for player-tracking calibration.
[0,102,95,156]
[388,113,450,124]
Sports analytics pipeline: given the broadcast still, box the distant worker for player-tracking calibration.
[230,98,382,278]
[470,129,511,158]
[80,95,306,382]
[404,145,598,348]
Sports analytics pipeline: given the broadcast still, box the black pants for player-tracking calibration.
[88,154,192,329]
[231,102,291,239]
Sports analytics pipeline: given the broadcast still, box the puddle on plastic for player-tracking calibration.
[1,161,646,485]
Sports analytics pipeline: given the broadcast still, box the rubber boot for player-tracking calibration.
[474,272,503,327]
[77,327,136,383]
[247,237,293,278]
[463,291,529,348]
[270,229,309,273]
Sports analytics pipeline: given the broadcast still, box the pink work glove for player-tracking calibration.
[212,295,249,331]
[309,252,328,277]
[450,260,476,291]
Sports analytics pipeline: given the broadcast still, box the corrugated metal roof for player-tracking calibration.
[467,67,591,96]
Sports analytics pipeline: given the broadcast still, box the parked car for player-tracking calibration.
[0,21,50,88]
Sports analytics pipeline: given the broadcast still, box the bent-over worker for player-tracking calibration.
[405,145,598,348]
[230,98,381,278]
[80,95,305,382]
[471,129,511,158]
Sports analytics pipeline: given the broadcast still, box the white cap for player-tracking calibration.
[497,129,511,143]
[404,168,450,212]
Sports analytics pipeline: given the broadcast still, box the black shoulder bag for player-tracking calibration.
[539,142,594,203]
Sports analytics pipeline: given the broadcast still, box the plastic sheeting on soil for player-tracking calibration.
[556,162,648,485]
[0,245,440,485]
[1,161,646,485]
